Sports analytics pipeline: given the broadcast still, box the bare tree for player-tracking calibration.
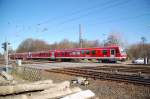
[127,43,150,59]
[0,53,3,58]
[16,38,103,52]
[141,36,147,44]
[16,38,50,52]
[82,39,101,48]
[104,32,124,47]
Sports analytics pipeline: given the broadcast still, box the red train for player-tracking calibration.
[9,46,127,62]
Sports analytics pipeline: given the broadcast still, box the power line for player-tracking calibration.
[36,0,114,26]
[52,0,130,33]
[33,0,129,28]
[79,24,83,48]
[90,12,150,26]
[11,0,149,37]
[13,0,130,35]
[58,0,130,25]
[19,0,125,34]
[55,12,150,39]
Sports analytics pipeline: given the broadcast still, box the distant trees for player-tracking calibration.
[127,43,150,59]
[16,38,102,52]
[54,39,78,49]
[127,37,150,59]
[49,39,101,50]
[104,32,124,47]
[15,31,128,53]
[48,39,78,50]
[82,39,101,48]
[12,32,150,60]
[15,32,126,53]
[16,38,50,52]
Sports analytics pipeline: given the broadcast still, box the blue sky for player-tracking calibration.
[0,0,150,53]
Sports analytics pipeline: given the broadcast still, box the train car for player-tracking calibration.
[9,46,127,62]
[9,52,28,60]
[28,51,50,59]
[55,46,126,62]
[9,50,55,60]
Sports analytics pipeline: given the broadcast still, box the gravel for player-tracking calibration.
[42,71,150,99]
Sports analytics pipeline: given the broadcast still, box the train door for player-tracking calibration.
[28,52,31,58]
[110,49,115,58]
[51,52,55,59]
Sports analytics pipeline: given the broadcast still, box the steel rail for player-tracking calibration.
[46,68,150,86]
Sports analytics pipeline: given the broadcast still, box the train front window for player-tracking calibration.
[121,49,126,54]
[119,47,126,55]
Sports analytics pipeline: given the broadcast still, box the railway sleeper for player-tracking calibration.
[46,69,150,86]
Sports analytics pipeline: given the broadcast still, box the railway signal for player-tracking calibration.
[2,42,10,51]
[2,42,7,51]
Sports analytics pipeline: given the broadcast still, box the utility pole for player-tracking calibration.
[79,24,82,48]
[141,36,147,64]
[2,41,10,72]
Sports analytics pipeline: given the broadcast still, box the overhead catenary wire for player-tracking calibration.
[36,0,115,26]
[46,0,131,33]
[30,0,130,28]
[58,0,130,25]
[89,12,150,26]
[11,0,150,37]
[15,0,125,34]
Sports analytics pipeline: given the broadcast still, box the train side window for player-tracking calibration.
[65,52,67,55]
[102,50,107,55]
[86,50,90,55]
[72,52,76,55]
[67,52,70,55]
[92,50,96,55]
[69,52,72,55]
[76,51,80,55]
[62,52,65,56]
[81,51,84,55]
[57,52,60,56]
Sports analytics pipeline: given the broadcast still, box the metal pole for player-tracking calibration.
[6,42,8,72]
[1,40,9,72]
[79,24,82,48]
[141,37,147,64]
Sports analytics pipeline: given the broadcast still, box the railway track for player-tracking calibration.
[15,60,55,64]
[46,67,150,86]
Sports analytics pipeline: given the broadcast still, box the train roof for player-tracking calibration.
[54,46,120,52]
[9,46,120,54]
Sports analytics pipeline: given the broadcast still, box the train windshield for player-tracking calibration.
[119,47,126,55]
